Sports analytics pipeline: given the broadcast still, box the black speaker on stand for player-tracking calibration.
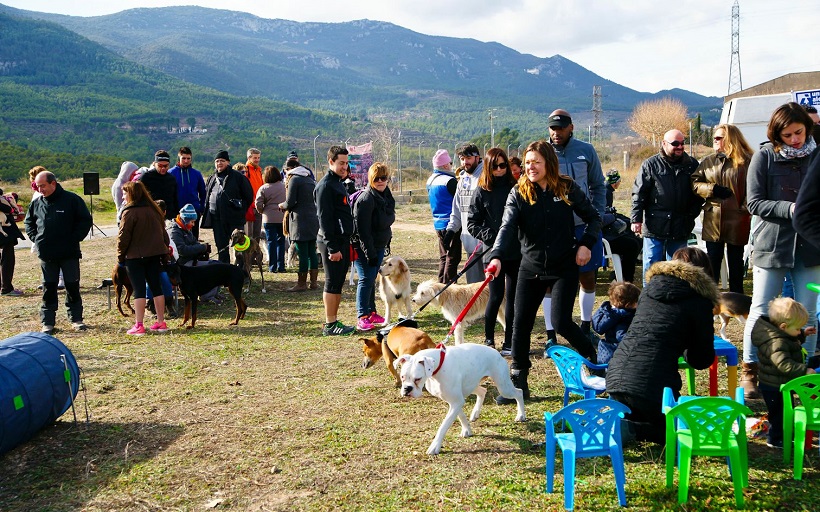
[83,172,106,238]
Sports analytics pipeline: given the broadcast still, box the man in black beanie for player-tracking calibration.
[200,150,254,263]
[139,150,179,220]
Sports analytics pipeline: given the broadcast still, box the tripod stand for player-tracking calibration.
[87,194,107,238]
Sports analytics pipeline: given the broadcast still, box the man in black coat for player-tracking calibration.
[200,150,254,263]
[139,150,179,220]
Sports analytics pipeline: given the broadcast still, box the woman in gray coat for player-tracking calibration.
[279,161,319,291]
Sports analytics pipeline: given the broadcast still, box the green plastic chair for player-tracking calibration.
[664,397,752,507]
[781,374,820,480]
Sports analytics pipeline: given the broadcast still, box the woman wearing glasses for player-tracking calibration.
[691,124,753,293]
[740,102,820,400]
[352,162,396,332]
[467,148,520,356]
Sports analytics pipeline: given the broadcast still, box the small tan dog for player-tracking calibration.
[361,321,436,387]
[377,256,413,323]
[714,291,752,340]
[230,228,266,293]
[412,279,505,345]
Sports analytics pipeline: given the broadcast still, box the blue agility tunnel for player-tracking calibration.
[0,332,80,455]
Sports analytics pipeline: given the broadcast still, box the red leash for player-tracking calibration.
[443,262,498,342]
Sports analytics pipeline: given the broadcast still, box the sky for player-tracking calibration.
[3,0,818,99]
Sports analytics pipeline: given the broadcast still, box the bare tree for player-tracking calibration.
[627,97,689,146]
[368,119,397,164]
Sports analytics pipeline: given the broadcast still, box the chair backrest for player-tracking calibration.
[666,398,752,451]
[547,345,602,395]
[781,374,820,415]
[548,398,630,454]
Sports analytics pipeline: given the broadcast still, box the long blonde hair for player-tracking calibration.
[715,123,753,168]
[517,140,572,205]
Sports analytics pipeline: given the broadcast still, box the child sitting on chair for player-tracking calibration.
[751,297,817,449]
[591,281,641,364]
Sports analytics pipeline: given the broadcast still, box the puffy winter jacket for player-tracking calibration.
[353,186,396,261]
[751,315,809,388]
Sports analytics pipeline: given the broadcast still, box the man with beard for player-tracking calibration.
[631,129,703,283]
[200,150,254,263]
[443,143,485,283]
[139,150,179,221]
[541,110,606,347]
[169,146,206,239]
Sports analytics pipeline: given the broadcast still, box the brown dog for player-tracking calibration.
[230,228,266,294]
[714,291,752,340]
[112,263,134,316]
[361,322,436,387]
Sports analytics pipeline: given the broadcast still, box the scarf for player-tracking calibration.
[779,137,817,159]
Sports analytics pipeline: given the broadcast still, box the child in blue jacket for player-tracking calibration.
[592,281,641,363]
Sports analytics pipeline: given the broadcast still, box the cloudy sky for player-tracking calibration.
[3,0,817,98]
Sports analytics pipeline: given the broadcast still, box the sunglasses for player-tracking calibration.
[373,176,388,182]
[493,162,508,170]
[665,140,685,147]
[713,136,724,141]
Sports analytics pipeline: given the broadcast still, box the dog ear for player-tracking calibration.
[394,354,412,370]
[361,337,377,349]
[422,357,435,377]
[399,259,408,272]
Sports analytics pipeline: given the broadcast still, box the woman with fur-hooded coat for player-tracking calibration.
[606,259,718,443]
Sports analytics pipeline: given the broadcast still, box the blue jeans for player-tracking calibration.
[353,248,385,318]
[642,236,688,284]
[742,261,820,363]
[263,222,286,271]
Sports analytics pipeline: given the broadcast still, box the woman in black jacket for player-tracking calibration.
[606,247,718,443]
[488,140,601,400]
[352,162,396,331]
[467,148,519,354]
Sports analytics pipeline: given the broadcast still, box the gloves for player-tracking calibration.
[367,257,378,267]
[203,243,211,255]
[712,185,733,200]
[442,229,456,250]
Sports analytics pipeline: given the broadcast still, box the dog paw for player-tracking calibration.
[515,413,527,422]
[426,444,442,455]
[460,427,473,438]
[469,412,480,422]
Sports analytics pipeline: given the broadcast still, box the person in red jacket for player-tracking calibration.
[245,148,264,240]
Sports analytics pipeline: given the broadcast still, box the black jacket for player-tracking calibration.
[139,169,179,220]
[489,180,601,279]
[24,184,92,261]
[631,151,703,240]
[353,186,395,262]
[168,220,208,266]
[467,177,520,263]
[794,151,820,252]
[200,168,254,230]
[606,260,718,405]
[315,170,354,253]
[0,197,24,247]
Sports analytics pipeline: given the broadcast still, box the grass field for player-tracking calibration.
[0,179,817,511]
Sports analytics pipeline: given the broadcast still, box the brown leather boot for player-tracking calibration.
[740,362,761,400]
[308,269,320,290]
[288,272,307,292]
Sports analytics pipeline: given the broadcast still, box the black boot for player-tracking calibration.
[484,338,495,348]
[496,368,529,405]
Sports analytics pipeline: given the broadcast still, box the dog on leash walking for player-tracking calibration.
[394,343,526,455]
[112,263,134,316]
[714,291,752,340]
[179,262,247,328]
[412,279,505,345]
[377,256,413,323]
[361,321,436,387]
[230,228,266,293]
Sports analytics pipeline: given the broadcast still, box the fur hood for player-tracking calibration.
[644,260,719,306]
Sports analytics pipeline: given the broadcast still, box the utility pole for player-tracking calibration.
[397,131,402,193]
[417,140,424,173]
[728,0,743,94]
[488,108,497,148]
[592,85,602,141]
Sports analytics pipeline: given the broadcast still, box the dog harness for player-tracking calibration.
[431,343,447,376]
[232,234,251,252]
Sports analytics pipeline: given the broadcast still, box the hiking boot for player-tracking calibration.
[357,316,375,332]
[741,362,761,400]
[543,339,558,359]
[323,320,355,336]
[72,322,88,331]
[1,289,23,296]
[149,321,168,333]
[41,324,54,335]
[496,369,529,404]
[309,269,320,290]
[288,272,308,292]
[369,311,386,325]
[127,323,146,336]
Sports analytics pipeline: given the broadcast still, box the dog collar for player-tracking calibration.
[233,235,251,252]
[431,343,446,376]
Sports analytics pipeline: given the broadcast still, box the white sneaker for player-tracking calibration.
[41,325,54,335]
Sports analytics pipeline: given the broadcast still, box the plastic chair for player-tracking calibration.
[781,374,820,480]
[546,345,608,407]
[545,398,630,510]
[601,238,624,282]
[664,397,752,507]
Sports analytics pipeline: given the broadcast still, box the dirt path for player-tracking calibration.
[392,221,434,234]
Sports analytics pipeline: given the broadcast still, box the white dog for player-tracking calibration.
[377,256,413,323]
[394,343,526,455]
[412,279,504,345]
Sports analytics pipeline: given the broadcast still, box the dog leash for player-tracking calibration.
[439,262,497,345]
[413,244,490,316]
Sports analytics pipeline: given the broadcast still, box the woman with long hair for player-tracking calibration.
[256,165,287,272]
[741,102,820,399]
[352,162,396,331]
[117,180,171,335]
[488,140,601,401]
[691,123,753,293]
[467,147,519,354]
[279,159,320,291]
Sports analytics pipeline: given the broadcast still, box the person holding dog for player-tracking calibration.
[118,181,171,335]
[25,170,92,334]
[280,158,320,291]
[488,140,602,402]
[467,147,519,355]
[352,162,396,331]
[315,145,355,336]
[200,150,254,264]
[256,165,287,273]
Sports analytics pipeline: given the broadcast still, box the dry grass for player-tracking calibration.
[0,198,816,511]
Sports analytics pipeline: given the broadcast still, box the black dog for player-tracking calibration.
[178,262,247,328]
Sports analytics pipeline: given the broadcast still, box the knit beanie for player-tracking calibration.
[215,150,230,161]
[432,149,452,169]
[179,203,198,223]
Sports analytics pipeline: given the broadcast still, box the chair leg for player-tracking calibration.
[729,452,745,508]
[783,416,793,464]
[678,445,692,504]
[563,450,576,511]
[545,440,555,493]
[794,422,806,480]
[611,449,627,506]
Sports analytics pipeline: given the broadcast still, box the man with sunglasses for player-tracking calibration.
[631,129,702,282]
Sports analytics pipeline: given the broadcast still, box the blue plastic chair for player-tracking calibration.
[546,345,608,406]
[545,398,630,510]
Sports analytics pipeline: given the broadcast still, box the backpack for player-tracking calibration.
[1,194,24,223]
[348,188,367,210]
